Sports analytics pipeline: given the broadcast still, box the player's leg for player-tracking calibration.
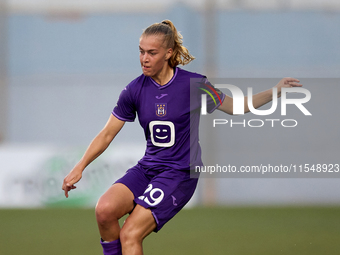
[95,183,135,242]
[96,164,151,243]
[119,169,198,254]
[96,164,152,255]
[120,204,156,255]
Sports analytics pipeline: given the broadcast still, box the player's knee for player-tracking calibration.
[95,199,118,226]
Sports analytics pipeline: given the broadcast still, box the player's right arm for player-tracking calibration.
[62,114,125,198]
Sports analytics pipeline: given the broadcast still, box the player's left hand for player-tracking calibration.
[275,77,302,90]
[274,78,302,97]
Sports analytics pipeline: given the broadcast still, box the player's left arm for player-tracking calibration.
[217,77,302,115]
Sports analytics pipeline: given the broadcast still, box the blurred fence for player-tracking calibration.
[0,143,145,207]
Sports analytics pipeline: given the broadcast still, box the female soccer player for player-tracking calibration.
[62,20,301,255]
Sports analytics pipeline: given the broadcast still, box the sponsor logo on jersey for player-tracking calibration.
[156,103,167,117]
[149,121,175,147]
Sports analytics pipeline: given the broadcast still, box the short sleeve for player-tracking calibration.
[112,85,136,122]
[190,77,226,114]
[204,79,225,113]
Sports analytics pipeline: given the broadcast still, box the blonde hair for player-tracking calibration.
[142,19,195,68]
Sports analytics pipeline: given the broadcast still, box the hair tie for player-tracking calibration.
[162,21,169,26]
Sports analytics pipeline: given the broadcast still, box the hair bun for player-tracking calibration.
[143,20,195,67]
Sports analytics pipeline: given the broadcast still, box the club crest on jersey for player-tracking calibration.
[155,103,167,117]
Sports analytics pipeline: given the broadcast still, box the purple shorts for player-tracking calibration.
[115,164,198,232]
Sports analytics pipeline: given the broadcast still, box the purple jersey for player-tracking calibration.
[112,67,225,173]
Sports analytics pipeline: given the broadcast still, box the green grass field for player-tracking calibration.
[1,206,340,255]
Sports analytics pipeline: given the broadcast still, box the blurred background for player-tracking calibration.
[1,0,340,208]
[1,0,340,254]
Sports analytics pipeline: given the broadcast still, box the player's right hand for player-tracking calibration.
[62,167,83,198]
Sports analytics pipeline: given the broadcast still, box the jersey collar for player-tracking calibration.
[149,67,178,89]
